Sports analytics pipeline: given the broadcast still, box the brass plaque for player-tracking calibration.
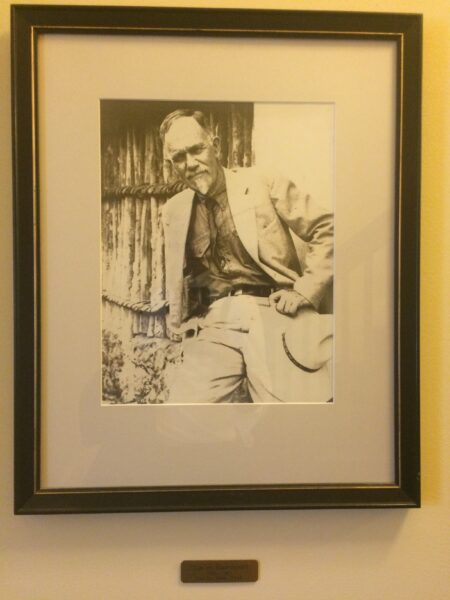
[181,560,259,583]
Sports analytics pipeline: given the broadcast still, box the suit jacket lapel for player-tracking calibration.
[166,188,195,327]
[169,188,194,274]
[224,168,260,266]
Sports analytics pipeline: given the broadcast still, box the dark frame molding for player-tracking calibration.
[11,4,421,514]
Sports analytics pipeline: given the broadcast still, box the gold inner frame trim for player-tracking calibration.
[29,24,405,495]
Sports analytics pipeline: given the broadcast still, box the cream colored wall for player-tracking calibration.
[0,0,448,598]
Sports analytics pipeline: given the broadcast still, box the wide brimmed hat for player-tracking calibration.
[281,309,333,373]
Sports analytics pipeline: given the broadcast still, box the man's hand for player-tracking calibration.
[269,289,311,316]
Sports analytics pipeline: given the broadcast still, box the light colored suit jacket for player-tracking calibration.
[163,167,333,332]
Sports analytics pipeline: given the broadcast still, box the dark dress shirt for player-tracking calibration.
[186,173,274,305]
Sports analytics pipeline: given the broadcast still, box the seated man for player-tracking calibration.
[161,108,333,403]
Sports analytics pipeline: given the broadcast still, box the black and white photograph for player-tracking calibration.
[101,100,334,405]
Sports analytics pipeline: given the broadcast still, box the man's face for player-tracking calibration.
[163,117,221,196]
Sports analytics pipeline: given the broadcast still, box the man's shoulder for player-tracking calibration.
[224,166,296,203]
[164,186,194,220]
[224,165,263,180]
[223,166,279,192]
[166,186,194,204]
[225,166,287,187]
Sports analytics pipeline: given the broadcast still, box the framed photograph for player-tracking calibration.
[12,5,421,513]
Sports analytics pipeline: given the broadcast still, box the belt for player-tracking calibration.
[191,285,277,308]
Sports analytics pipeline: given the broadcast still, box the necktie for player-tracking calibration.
[205,196,217,256]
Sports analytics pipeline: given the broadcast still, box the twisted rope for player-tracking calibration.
[102,181,186,201]
[102,292,168,315]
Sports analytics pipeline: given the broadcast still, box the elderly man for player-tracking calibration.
[161,108,333,403]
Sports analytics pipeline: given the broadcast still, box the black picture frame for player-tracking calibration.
[11,4,421,514]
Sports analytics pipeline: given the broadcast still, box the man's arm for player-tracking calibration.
[268,173,334,311]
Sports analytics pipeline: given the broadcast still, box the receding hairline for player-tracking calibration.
[159,109,213,142]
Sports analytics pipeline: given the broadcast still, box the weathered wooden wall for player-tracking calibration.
[101,102,254,403]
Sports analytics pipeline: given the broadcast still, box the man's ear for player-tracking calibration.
[212,136,221,157]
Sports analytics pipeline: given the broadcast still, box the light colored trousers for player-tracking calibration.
[168,295,332,404]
